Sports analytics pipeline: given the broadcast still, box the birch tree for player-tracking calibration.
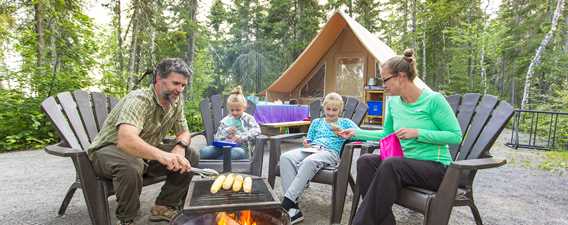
[520,0,565,109]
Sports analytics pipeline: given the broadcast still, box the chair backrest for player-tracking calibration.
[308,96,368,126]
[199,94,256,145]
[446,93,514,161]
[41,90,118,150]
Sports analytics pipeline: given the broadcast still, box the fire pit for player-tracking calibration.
[171,176,290,225]
[171,208,290,225]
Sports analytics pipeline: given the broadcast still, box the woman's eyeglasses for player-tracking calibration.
[382,74,398,83]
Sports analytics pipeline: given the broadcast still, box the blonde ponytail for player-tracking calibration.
[227,86,247,107]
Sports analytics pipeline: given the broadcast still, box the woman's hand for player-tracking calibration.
[395,128,419,139]
[338,128,356,139]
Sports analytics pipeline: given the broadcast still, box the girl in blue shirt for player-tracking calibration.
[280,92,357,224]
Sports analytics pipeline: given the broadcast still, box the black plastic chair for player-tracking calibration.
[267,96,368,224]
[41,90,192,225]
[349,93,514,225]
[194,94,267,176]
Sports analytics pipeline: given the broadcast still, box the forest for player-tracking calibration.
[0,0,567,151]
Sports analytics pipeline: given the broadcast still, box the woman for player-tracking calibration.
[339,49,462,225]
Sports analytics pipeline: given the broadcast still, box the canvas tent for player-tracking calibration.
[263,10,429,102]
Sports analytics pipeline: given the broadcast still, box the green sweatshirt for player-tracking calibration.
[355,89,462,165]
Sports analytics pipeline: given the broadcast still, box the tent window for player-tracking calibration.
[300,64,325,98]
[336,57,364,99]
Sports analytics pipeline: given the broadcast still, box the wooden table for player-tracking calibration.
[260,121,311,136]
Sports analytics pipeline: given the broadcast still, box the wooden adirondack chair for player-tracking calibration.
[194,94,267,176]
[41,90,189,225]
[267,96,368,224]
[349,93,515,225]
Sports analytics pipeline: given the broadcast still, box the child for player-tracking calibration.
[200,86,261,160]
[279,92,358,224]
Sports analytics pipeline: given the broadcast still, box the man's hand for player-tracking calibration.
[158,151,191,173]
[338,128,356,139]
[394,128,419,140]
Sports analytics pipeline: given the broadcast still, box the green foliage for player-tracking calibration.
[184,38,216,130]
[2,0,568,152]
[1,0,98,151]
[0,89,56,151]
[538,151,568,172]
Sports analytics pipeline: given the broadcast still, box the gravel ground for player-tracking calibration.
[0,129,567,225]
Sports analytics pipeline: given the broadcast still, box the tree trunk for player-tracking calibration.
[149,27,156,67]
[565,9,568,52]
[520,0,564,109]
[185,0,197,67]
[411,0,417,49]
[479,46,487,94]
[115,0,124,73]
[127,0,139,90]
[403,0,408,44]
[34,1,45,68]
[466,2,473,89]
[480,0,491,95]
[422,33,427,81]
[47,29,59,97]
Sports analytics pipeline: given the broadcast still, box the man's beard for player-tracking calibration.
[161,90,177,104]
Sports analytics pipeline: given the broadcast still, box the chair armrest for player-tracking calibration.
[162,136,176,144]
[44,143,85,157]
[253,134,269,141]
[250,135,269,176]
[190,130,205,138]
[450,158,507,170]
[269,133,307,140]
[338,143,360,168]
[163,130,205,145]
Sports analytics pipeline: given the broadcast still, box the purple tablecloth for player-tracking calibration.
[254,104,309,124]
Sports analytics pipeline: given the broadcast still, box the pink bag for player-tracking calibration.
[379,134,404,160]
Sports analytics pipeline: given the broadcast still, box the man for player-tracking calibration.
[87,58,199,225]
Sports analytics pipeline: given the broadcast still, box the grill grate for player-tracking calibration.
[184,176,281,213]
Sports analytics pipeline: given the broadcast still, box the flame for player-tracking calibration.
[216,210,257,225]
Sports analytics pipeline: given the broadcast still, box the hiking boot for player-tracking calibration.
[149,205,178,222]
[287,207,304,225]
[116,220,135,225]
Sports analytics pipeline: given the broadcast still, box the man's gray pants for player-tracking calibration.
[279,148,340,203]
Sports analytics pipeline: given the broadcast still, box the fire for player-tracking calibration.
[216,210,257,225]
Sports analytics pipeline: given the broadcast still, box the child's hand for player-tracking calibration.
[227,126,237,134]
[303,139,311,148]
[338,128,356,139]
[226,133,235,140]
[230,135,242,143]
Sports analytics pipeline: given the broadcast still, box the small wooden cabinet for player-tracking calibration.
[365,89,385,125]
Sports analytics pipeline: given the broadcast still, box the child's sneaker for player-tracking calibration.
[287,208,304,224]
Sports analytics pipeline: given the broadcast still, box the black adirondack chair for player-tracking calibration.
[41,90,195,225]
[349,93,514,225]
[267,96,368,224]
[194,94,267,176]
